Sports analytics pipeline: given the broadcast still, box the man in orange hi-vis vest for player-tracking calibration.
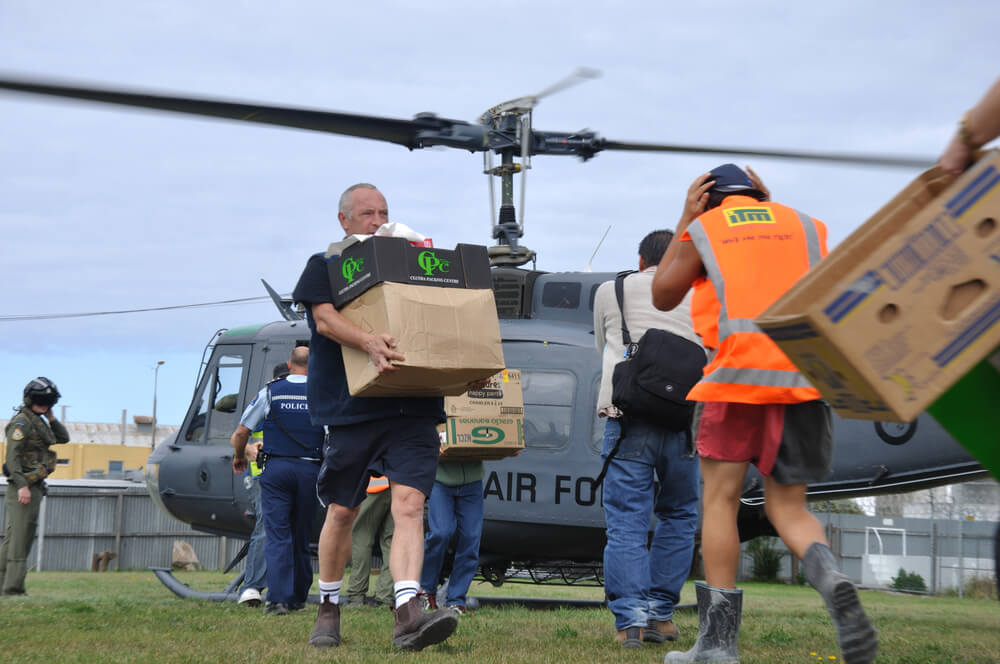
[652,164,877,664]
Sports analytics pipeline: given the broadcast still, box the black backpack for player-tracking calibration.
[609,271,707,431]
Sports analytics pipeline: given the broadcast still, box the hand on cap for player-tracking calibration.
[679,173,715,228]
[365,333,405,374]
[745,165,770,201]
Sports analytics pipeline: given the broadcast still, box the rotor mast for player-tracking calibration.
[482,69,600,268]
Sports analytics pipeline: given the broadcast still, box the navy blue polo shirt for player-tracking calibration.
[292,251,445,427]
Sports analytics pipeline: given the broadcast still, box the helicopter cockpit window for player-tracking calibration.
[183,350,248,444]
[541,282,581,310]
[521,370,575,450]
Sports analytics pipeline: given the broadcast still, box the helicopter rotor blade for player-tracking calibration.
[0,75,487,150]
[0,74,933,169]
[597,138,932,169]
[532,67,601,102]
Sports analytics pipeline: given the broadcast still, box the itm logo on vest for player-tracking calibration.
[724,207,776,227]
[341,257,365,283]
[417,250,451,276]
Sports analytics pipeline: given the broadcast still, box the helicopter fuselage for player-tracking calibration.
[145,268,986,570]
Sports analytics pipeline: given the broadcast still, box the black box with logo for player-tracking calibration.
[326,236,493,309]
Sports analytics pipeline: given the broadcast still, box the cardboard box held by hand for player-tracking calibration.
[756,150,1000,422]
[438,369,525,460]
[339,282,505,397]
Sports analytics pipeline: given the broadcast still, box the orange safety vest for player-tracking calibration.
[683,196,827,404]
[366,475,389,494]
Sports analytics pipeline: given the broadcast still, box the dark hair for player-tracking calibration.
[706,188,766,211]
[272,363,288,379]
[638,229,675,267]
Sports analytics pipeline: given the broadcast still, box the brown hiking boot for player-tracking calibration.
[614,626,644,648]
[644,618,679,643]
[392,595,458,651]
[308,599,341,648]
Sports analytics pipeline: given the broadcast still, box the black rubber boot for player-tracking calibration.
[802,542,878,664]
[665,582,741,663]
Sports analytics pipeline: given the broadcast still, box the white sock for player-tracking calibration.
[319,579,342,605]
[394,580,420,608]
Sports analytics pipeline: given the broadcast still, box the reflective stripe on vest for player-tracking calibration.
[687,202,826,403]
[367,475,389,494]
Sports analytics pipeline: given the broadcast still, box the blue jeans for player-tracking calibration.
[260,457,320,606]
[601,417,699,630]
[420,480,484,607]
[240,474,267,592]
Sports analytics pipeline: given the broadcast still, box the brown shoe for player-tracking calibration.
[614,626,644,648]
[308,599,341,648]
[392,595,458,651]
[644,619,679,643]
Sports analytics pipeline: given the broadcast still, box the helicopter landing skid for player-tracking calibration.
[150,567,323,604]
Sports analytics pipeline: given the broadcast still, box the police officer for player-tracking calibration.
[2,377,69,595]
[231,347,324,615]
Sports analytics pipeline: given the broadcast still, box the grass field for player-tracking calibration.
[0,571,997,663]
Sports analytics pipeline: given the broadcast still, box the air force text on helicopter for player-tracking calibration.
[484,470,601,507]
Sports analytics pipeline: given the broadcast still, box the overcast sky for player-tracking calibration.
[0,2,996,428]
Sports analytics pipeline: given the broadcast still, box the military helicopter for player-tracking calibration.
[0,71,986,599]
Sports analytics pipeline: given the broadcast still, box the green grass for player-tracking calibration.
[0,571,997,663]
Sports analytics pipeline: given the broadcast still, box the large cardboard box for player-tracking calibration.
[437,415,525,461]
[444,368,524,418]
[340,281,505,397]
[756,150,1000,422]
[438,369,526,460]
[327,236,493,309]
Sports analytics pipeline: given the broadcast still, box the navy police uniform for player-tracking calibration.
[239,374,324,608]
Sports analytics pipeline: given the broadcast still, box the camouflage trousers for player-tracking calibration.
[0,484,43,594]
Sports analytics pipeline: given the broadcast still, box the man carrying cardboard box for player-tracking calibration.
[652,165,877,664]
[293,183,459,651]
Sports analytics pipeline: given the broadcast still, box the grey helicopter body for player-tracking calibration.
[145,267,986,581]
[0,71,986,586]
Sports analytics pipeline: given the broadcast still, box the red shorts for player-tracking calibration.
[694,400,833,483]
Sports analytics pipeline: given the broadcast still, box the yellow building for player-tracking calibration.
[1,419,179,480]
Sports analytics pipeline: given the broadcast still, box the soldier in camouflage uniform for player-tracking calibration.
[1,377,69,595]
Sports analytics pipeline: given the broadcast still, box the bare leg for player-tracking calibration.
[318,503,360,582]
[388,483,426,582]
[762,478,828,558]
[699,458,749,589]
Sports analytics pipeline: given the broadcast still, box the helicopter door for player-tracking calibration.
[162,345,251,532]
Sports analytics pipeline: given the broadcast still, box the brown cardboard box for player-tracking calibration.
[437,415,525,460]
[756,150,1000,422]
[437,369,526,460]
[340,282,505,397]
[444,369,524,418]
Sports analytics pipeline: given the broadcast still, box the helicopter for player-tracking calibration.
[0,71,987,598]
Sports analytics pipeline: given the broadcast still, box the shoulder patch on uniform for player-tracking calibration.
[11,427,24,441]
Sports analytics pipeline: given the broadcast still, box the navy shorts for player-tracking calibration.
[316,415,440,509]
